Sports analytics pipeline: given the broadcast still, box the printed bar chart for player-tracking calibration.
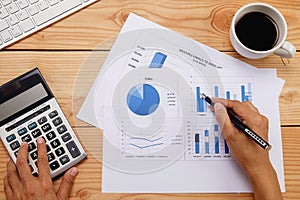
[149,52,167,68]
[195,134,200,154]
[214,124,219,154]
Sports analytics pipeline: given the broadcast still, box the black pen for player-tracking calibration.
[201,93,272,151]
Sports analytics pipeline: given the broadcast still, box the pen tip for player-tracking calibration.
[200,93,207,99]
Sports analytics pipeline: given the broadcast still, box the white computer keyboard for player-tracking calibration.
[0,0,97,49]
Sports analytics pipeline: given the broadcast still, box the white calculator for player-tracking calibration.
[0,68,86,178]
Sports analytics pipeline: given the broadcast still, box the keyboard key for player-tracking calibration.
[37,116,47,124]
[28,142,36,152]
[46,131,56,141]
[28,122,37,130]
[52,117,62,126]
[0,19,9,31]
[6,134,16,142]
[37,0,48,11]
[47,152,55,162]
[27,5,39,16]
[20,18,35,32]
[59,155,70,165]
[30,150,38,160]
[10,141,20,151]
[17,0,29,9]
[66,141,81,158]
[21,134,32,142]
[57,124,67,134]
[55,146,65,157]
[1,0,12,6]
[7,3,19,14]
[0,7,9,19]
[0,29,13,42]
[61,132,71,142]
[47,0,58,6]
[7,14,19,25]
[48,110,58,119]
[11,25,23,37]
[32,0,82,26]
[49,160,60,171]
[18,127,28,135]
[41,123,51,132]
[46,144,51,152]
[50,139,60,149]
[31,128,42,138]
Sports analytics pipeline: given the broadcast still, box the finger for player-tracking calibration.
[214,102,237,141]
[36,137,52,183]
[16,142,32,181]
[6,157,23,198]
[4,168,14,200]
[212,98,257,119]
[56,167,78,200]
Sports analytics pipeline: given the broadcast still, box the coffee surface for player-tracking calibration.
[235,12,279,51]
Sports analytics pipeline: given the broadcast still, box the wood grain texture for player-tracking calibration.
[0,0,299,199]
[2,0,300,51]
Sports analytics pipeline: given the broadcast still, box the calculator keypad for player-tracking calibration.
[2,102,86,178]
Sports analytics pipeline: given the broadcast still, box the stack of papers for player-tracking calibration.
[77,13,285,193]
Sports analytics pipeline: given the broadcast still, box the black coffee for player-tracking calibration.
[235,12,279,51]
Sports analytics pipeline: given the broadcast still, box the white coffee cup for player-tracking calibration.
[230,3,296,59]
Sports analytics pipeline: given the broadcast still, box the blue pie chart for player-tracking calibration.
[127,84,160,116]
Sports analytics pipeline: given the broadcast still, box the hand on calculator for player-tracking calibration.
[4,137,78,200]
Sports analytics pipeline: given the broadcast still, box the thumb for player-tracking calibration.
[57,167,78,200]
[214,102,236,140]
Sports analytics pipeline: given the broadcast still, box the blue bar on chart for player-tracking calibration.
[214,86,219,97]
[226,91,231,100]
[196,87,206,112]
[149,52,167,68]
[204,130,209,154]
[246,82,252,101]
[195,134,200,154]
[214,124,219,154]
[241,85,246,102]
[224,140,229,154]
[233,94,237,100]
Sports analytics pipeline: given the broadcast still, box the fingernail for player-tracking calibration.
[70,167,78,177]
[37,137,44,144]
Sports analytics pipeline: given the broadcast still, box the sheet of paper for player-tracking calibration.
[77,13,285,193]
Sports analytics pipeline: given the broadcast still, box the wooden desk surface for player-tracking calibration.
[0,0,299,199]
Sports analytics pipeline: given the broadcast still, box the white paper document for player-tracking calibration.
[77,13,285,193]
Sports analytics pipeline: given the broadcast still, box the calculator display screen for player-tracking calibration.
[0,83,48,122]
[0,68,54,127]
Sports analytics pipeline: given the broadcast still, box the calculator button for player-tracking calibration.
[41,123,52,133]
[32,172,38,177]
[21,134,32,142]
[28,142,36,152]
[49,161,60,171]
[46,144,51,152]
[55,147,65,157]
[18,127,28,136]
[57,125,67,134]
[59,155,70,165]
[30,151,38,160]
[10,141,20,151]
[66,141,81,158]
[31,129,42,138]
[6,134,16,142]
[28,122,37,130]
[48,110,58,119]
[52,117,62,126]
[38,116,47,125]
[46,131,56,141]
[61,132,71,142]
[50,139,61,149]
[47,152,55,162]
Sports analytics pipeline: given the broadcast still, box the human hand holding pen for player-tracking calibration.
[212,98,283,200]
